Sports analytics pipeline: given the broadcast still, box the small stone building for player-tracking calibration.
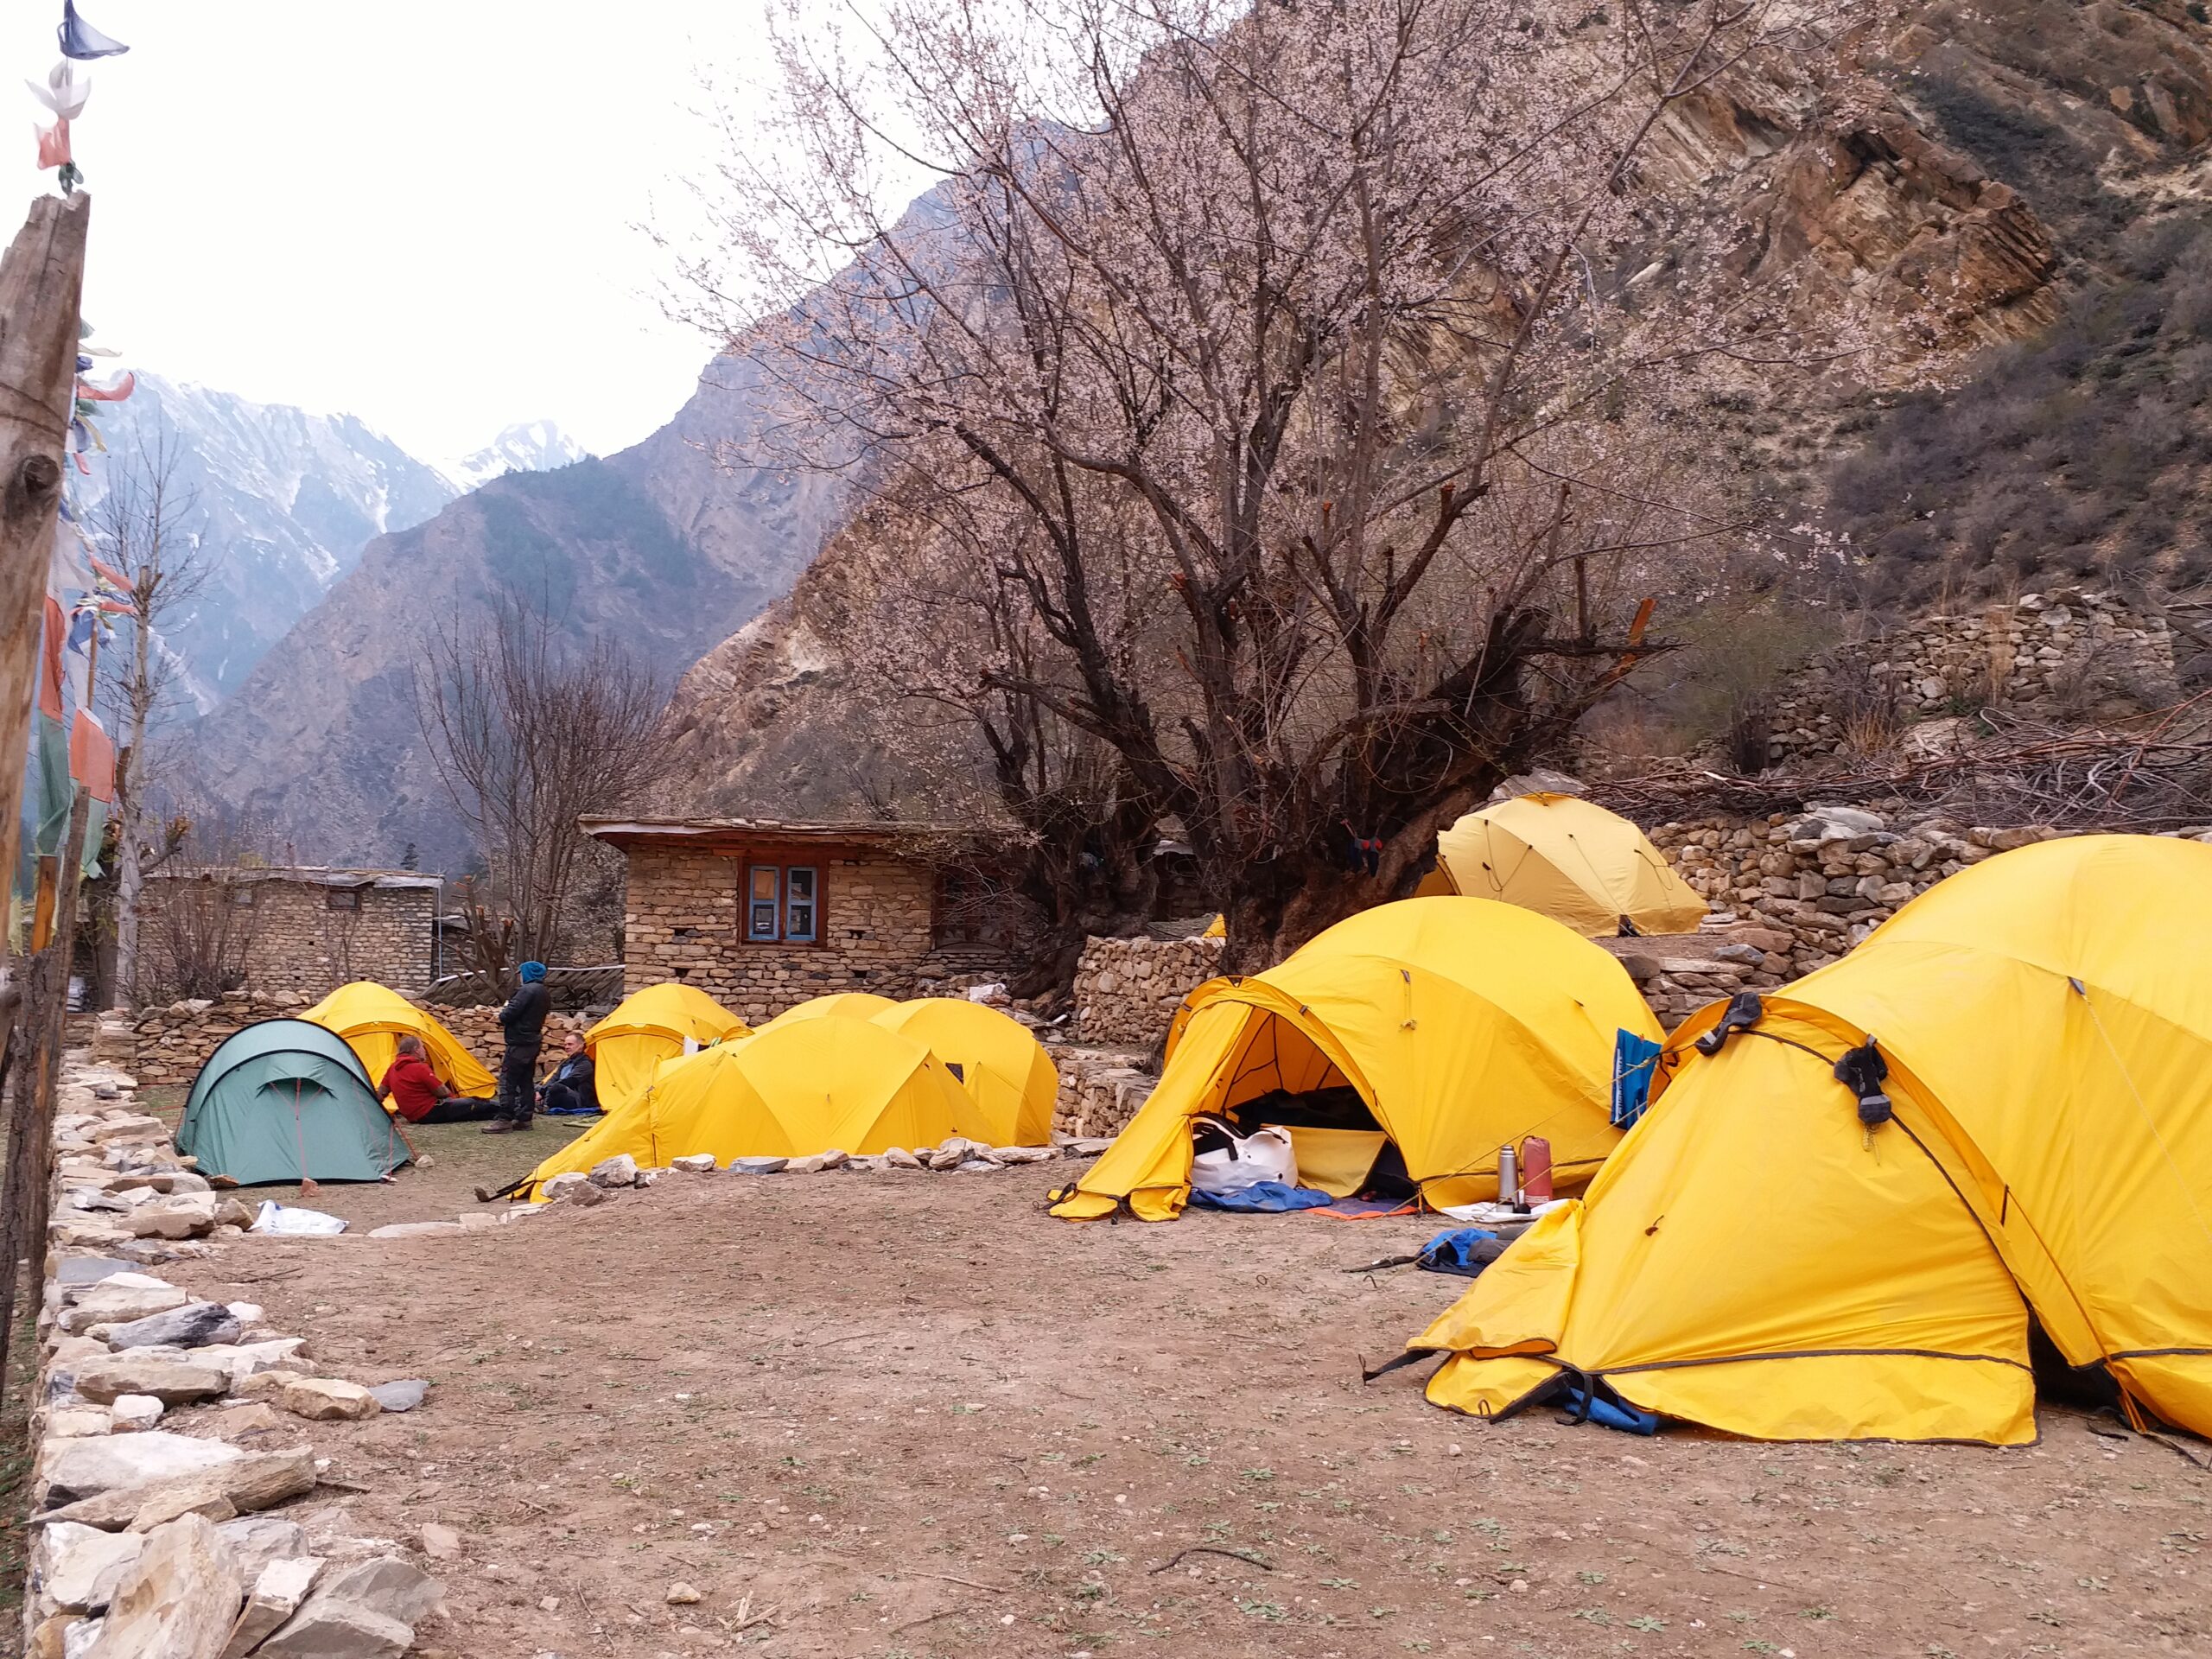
[141,867,442,1001]
[584,817,1009,1022]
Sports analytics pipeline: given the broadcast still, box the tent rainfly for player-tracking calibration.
[1407,835,2212,1446]
[523,1016,989,1192]
[760,991,899,1030]
[1423,793,1707,938]
[1052,897,1662,1221]
[301,981,495,1103]
[869,998,1058,1147]
[175,1019,412,1185]
[586,982,751,1116]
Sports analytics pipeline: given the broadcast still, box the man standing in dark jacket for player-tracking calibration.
[484,960,551,1134]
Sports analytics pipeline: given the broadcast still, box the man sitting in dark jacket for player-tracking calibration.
[484,961,551,1134]
[537,1031,599,1116]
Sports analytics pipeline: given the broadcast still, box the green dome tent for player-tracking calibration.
[176,1020,411,1185]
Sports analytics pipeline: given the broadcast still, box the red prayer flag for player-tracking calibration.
[68,709,113,801]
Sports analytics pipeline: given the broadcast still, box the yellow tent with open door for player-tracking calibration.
[871,998,1058,1147]
[300,982,494,1103]
[760,991,899,1030]
[1409,835,2212,1445]
[586,982,750,1116]
[1433,793,1706,938]
[523,1016,990,1192]
[1052,897,1659,1221]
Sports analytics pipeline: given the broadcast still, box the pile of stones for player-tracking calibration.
[29,1059,447,1657]
[529,1136,1117,1212]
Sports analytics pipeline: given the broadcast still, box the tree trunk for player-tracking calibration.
[113,813,142,1007]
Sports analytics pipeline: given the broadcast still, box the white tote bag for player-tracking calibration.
[1189,1119,1296,1195]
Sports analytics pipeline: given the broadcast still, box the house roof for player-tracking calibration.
[149,865,443,892]
[580,816,969,855]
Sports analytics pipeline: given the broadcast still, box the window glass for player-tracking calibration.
[747,866,780,941]
[785,867,817,941]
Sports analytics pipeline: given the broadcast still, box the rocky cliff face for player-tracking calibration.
[83,374,459,702]
[665,2,2193,817]
[179,352,847,868]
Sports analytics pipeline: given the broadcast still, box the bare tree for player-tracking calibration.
[676,0,1865,963]
[414,595,676,969]
[89,431,213,1007]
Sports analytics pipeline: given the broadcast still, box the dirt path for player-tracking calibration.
[156,1164,2209,1658]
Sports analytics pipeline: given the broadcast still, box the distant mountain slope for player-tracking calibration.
[441,421,591,493]
[180,353,846,869]
[83,373,459,702]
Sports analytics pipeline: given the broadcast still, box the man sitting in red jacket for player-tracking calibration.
[379,1034,499,1124]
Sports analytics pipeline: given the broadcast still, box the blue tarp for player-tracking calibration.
[1416,1226,1499,1276]
[1188,1181,1333,1213]
[1611,1027,1664,1129]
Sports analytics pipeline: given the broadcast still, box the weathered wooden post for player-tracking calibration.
[0,192,92,1392]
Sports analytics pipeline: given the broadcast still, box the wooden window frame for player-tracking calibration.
[740,860,825,947]
[325,887,364,912]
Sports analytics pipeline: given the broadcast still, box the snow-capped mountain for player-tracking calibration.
[81,373,460,702]
[440,421,590,493]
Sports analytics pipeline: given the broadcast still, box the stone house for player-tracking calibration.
[583,817,1011,1022]
[140,867,442,1002]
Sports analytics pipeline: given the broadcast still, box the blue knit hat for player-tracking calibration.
[518,961,547,983]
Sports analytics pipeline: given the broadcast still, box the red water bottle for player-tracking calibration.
[1519,1136,1554,1203]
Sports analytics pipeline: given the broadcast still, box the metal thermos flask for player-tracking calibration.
[1497,1141,1518,1204]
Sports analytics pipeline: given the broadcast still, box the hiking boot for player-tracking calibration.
[481,1121,519,1135]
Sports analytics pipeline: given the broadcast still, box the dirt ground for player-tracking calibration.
[124,1141,2211,1659]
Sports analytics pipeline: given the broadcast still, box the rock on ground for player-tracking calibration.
[107,1395,164,1432]
[278,1377,381,1423]
[35,1522,145,1613]
[365,1379,427,1413]
[105,1303,242,1352]
[70,1355,231,1407]
[588,1154,639,1187]
[80,1513,242,1659]
[40,1433,245,1507]
[217,1555,322,1659]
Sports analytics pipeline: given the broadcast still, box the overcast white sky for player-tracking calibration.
[3,2,781,464]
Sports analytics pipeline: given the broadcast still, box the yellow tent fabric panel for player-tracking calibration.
[1053,898,1657,1221]
[1277,1128,1386,1198]
[300,982,495,1101]
[586,982,750,1116]
[1421,1015,2035,1443]
[868,999,1058,1147]
[1435,793,1706,938]
[523,1017,988,1193]
[760,992,899,1031]
[1412,834,2212,1446]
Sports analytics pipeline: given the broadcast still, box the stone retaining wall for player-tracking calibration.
[1764,591,2177,766]
[123,992,588,1090]
[1047,1044,1160,1140]
[1071,935,1224,1047]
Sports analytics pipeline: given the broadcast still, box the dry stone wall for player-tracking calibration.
[123,992,584,1089]
[1071,935,1225,1048]
[1764,591,2177,766]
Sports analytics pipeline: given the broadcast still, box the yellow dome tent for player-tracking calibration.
[1432,793,1706,938]
[759,991,899,1030]
[586,982,750,1116]
[871,998,1058,1147]
[1052,897,1660,1222]
[1409,835,2212,1446]
[524,1016,988,1190]
[301,982,494,1103]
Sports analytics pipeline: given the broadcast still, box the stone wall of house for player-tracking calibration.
[139,874,438,1004]
[620,848,971,1025]
[1047,1043,1160,1140]
[1071,935,1226,1048]
[1764,591,2177,766]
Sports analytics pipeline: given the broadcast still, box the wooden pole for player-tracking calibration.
[0,194,89,908]
[0,192,91,1397]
